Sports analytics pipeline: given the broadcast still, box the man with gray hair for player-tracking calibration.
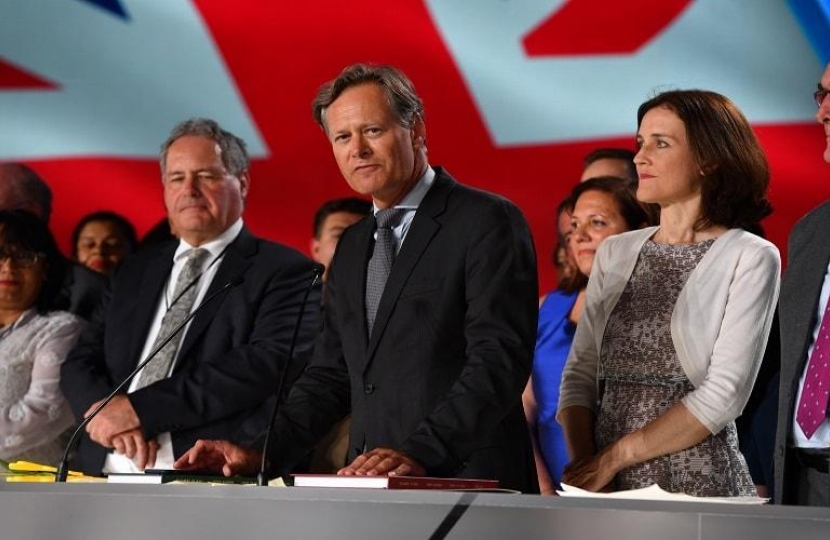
[61,118,321,475]
[0,162,105,319]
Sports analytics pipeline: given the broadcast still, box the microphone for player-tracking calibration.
[55,276,243,482]
[257,263,323,486]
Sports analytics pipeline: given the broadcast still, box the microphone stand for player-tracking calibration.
[257,264,323,486]
[55,278,241,482]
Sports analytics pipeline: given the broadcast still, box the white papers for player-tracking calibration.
[557,483,768,505]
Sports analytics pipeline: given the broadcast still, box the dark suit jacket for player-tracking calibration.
[56,260,107,320]
[61,227,321,475]
[270,168,540,492]
[775,201,830,504]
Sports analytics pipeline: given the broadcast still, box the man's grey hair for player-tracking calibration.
[159,118,250,177]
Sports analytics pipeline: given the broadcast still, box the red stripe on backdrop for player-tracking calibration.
[23,1,830,294]
[0,57,57,89]
[523,0,694,56]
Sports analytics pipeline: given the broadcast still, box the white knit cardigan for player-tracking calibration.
[557,226,780,434]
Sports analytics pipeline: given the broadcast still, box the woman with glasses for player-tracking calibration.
[558,90,780,497]
[0,210,85,467]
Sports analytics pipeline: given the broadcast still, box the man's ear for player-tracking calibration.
[310,238,322,262]
[238,171,251,201]
[410,117,426,149]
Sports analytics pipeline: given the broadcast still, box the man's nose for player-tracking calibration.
[350,135,370,158]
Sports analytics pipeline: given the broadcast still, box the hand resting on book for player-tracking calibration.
[338,447,425,477]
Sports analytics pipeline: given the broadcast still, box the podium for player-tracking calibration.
[1,482,829,539]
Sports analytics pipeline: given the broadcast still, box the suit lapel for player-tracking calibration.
[127,244,176,368]
[353,217,375,354]
[365,170,455,364]
[175,228,255,367]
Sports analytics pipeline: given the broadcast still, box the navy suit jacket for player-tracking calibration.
[61,227,321,475]
[269,168,540,492]
[775,200,830,503]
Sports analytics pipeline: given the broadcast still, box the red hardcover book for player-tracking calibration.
[292,474,499,490]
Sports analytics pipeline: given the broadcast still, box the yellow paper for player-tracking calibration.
[5,473,103,483]
[8,460,82,476]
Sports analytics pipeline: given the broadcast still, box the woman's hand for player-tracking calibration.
[561,448,618,492]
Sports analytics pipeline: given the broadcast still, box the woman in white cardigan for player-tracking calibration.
[557,90,780,497]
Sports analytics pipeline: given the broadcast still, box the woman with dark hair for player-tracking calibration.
[71,211,137,276]
[558,90,780,496]
[524,176,657,494]
[0,210,85,465]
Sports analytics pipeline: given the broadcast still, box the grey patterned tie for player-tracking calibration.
[136,248,209,388]
[365,208,404,336]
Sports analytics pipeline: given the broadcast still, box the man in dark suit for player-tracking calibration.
[775,61,830,506]
[0,163,106,320]
[176,65,539,492]
[60,118,321,475]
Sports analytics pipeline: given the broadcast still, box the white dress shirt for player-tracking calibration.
[372,166,435,251]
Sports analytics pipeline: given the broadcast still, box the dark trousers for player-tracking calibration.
[791,448,830,506]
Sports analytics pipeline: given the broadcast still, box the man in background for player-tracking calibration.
[580,148,637,182]
[310,197,371,283]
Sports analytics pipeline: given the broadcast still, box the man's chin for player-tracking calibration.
[173,215,209,229]
[174,221,215,241]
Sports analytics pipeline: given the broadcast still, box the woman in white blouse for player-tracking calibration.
[0,210,85,466]
[557,90,780,496]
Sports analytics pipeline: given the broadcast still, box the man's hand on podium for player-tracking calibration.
[338,447,425,477]
[174,440,261,477]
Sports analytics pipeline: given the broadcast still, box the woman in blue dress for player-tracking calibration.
[524,176,657,494]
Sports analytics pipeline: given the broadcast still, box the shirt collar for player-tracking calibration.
[373,166,435,215]
[0,307,36,337]
[174,218,244,262]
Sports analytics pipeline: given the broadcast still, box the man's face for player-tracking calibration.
[163,135,248,246]
[580,158,632,182]
[818,62,830,164]
[311,210,366,281]
[324,83,426,209]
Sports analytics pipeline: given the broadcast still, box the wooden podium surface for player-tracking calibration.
[1,481,829,539]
